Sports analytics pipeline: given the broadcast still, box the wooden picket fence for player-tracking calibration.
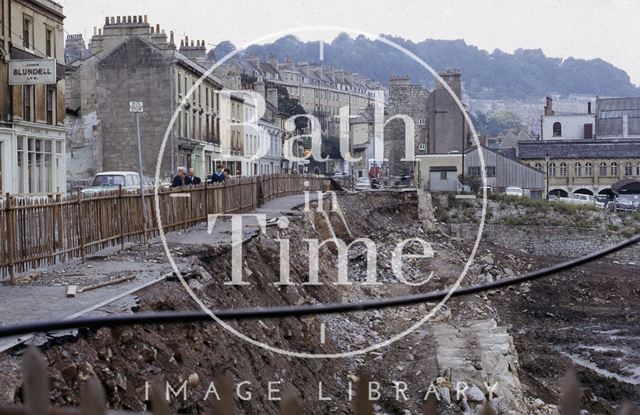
[0,347,637,415]
[0,175,325,283]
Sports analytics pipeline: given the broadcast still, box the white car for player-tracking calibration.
[558,193,605,208]
[354,177,372,191]
[505,187,524,197]
[82,172,153,195]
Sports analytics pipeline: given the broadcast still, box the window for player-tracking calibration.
[535,163,542,171]
[440,171,448,180]
[574,163,582,177]
[45,28,54,57]
[611,162,619,176]
[46,87,55,125]
[559,163,567,176]
[23,16,32,49]
[468,166,481,176]
[23,85,34,121]
[625,162,633,176]
[486,166,496,177]
[637,163,640,176]
[585,162,593,177]
[549,163,556,176]
[599,162,607,176]
[553,122,562,137]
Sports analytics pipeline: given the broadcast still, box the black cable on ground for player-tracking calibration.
[0,234,638,340]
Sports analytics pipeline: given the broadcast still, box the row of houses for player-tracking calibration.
[0,0,66,196]
[64,15,307,182]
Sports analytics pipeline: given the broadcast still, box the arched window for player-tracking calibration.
[599,162,607,176]
[625,162,633,176]
[585,162,593,176]
[637,163,640,176]
[574,163,582,177]
[549,163,556,176]
[553,122,562,137]
[559,163,567,176]
[535,163,543,171]
[611,162,619,176]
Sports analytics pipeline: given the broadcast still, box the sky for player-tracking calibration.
[61,0,640,85]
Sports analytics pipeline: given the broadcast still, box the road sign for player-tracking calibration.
[129,101,144,113]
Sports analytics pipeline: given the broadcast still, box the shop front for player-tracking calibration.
[0,122,66,196]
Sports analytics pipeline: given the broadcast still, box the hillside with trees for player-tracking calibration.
[214,34,639,99]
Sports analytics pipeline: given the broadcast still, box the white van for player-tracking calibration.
[505,187,524,197]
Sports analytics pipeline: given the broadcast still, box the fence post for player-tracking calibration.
[4,193,16,284]
[23,347,49,415]
[204,183,209,217]
[77,190,86,263]
[118,186,125,252]
[52,194,61,262]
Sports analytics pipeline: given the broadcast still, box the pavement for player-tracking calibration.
[0,193,318,353]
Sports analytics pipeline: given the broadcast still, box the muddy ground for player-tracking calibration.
[0,191,638,414]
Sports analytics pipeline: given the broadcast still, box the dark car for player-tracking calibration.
[608,195,640,212]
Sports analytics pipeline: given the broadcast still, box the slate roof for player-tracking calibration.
[596,97,640,136]
[517,140,640,160]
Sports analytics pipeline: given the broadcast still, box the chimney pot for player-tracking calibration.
[105,17,110,25]
[116,16,121,24]
[150,27,154,34]
[139,15,143,23]
[156,24,160,33]
[170,31,175,44]
[180,40,184,48]
[144,15,148,23]
[99,28,102,36]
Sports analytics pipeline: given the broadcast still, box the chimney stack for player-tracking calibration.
[544,96,554,116]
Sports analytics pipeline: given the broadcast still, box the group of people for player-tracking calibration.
[170,165,230,188]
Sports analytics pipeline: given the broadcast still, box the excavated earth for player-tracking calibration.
[0,191,638,414]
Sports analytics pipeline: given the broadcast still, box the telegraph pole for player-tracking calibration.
[130,101,148,244]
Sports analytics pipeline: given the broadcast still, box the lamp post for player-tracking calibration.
[545,153,550,201]
[130,101,148,244]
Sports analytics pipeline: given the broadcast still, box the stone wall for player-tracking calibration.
[457,223,640,263]
[386,76,429,176]
[96,37,173,177]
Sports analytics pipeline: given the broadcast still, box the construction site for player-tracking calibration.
[0,189,639,414]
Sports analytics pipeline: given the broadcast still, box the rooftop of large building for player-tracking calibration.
[517,139,640,160]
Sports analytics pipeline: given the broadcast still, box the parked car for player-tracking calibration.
[354,177,372,191]
[82,172,153,195]
[595,195,610,208]
[505,187,524,197]
[557,194,605,208]
[608,195,640,212]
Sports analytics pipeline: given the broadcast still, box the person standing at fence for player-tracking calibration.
[209,164,226,183]
[188,168,202,186]
[171,167,188,188]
